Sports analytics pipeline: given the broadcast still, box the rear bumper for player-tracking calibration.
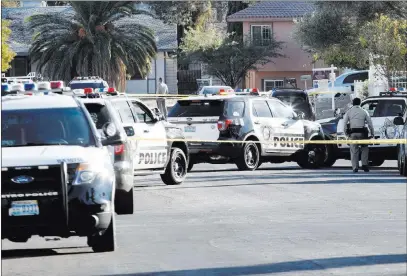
[114,161,133,192]
[188,142,221,154]
[336,145,398,160]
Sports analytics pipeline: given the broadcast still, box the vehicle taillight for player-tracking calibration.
[114,144,125,155]
[217,119,233,131]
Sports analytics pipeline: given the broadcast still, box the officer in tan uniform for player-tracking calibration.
[343,97,374,172]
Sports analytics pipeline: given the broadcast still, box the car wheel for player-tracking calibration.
[160,147,187,185]
[323,144,337,168]
[236,141,260,171]
[187,161,194,172]
[369,158,385,167]
[398,147,402,175]
[402,151,407,177]
[89,212,116,253]
[297,140,326,169]
[115,188,134,215]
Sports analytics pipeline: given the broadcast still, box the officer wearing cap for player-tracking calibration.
[343,97,374,172]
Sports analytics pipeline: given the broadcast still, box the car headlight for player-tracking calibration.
[72,162,108,185]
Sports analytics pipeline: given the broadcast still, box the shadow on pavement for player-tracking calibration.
[102,254,407,276]
[1,246,90,259]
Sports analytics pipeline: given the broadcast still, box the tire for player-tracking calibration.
[323,145,337,168]
[235,141,260,171]
[369,158,385,167]
[89,213,116,253]
[402,151,407,177]
[297,139,326,169]
[187,161,194,172]
[398,147,402,175]
[115,188,134,215]
[160,147,187,185]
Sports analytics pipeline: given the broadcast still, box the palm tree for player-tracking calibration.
[28,1,157,89]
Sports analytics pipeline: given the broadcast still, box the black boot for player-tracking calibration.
[362,165,369,172]
[353,168,358,173]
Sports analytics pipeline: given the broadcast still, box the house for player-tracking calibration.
[1,4,178,94]
[227,1,326,90]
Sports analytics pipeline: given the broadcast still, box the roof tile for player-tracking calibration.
[227,1,315,20]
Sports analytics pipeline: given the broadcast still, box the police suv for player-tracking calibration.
[1,94,119,252]
[394,114,407,176]
[167,94,327,170]
[75,89,189,186]
[336,91,407,166]
[69,76,109,90]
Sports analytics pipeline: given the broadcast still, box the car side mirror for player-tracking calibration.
[101,122,121,146]
[124,126,135,137]
[296,111,305,120]
[152,108,165,121]
[393,116,404,126]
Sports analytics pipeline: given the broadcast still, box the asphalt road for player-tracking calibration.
[2,160,406,276]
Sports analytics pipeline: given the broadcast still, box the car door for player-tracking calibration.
[250,99,275,154]
[267,99,305,152]
[131,100,168,170]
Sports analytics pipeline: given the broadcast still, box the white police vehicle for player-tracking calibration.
[75,89,189,185]
[168,93,327,170]
[1,94,121,252]
[69,76,109,91]
[336,91,407,166]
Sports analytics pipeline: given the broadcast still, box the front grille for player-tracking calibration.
[2,165,62,193]
[1,163,78,229]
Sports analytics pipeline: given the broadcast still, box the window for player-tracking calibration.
[343,72,369,84]
[2,108,94,147]
[70,82,107,89]
[13,57,28,76]
[132,101,154,123]
[361,99,406,117]
[252,100,272,117]
[168,100,224,117]
[264,80,284,91]
[251,25,272,46]
[110,100,136,124]
[130,67,144,80]
[223,101,245,117]
[268,100,296,119]
[84,103,112,129]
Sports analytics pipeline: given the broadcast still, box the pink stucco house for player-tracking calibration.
[227,1,326,90]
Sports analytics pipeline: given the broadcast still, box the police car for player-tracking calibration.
[77,89,189,186]
[168,94,327,171]
[1,94,120,252]
[69,76,109,90]
[394,114,407,176]
[335,91,407,166]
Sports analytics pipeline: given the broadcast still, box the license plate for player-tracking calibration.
[184,126,196,132]
[9,200,39,216]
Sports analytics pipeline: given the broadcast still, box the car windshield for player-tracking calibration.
[168,100,224,117]
[70,82,106,89]
[273,93,307,105]
[361,99,407,117]
[1,107,95,147]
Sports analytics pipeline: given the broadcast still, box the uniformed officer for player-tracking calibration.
[343,97,374,172]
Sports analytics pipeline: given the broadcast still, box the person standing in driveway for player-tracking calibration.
[343,97,375,173]
[156,77,168,119]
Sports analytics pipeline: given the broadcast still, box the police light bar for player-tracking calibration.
[2,84,9,92]
[38,81,51,90]
[24,83,37,91]
[10,83,25,92]
[379,91,407,97]
[84,88,93,94]
[50,81,64,89]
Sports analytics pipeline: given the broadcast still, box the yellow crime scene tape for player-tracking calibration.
[129,137,406,145]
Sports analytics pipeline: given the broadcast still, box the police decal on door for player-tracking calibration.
[138,151,167,165]
[261,125,304,149]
